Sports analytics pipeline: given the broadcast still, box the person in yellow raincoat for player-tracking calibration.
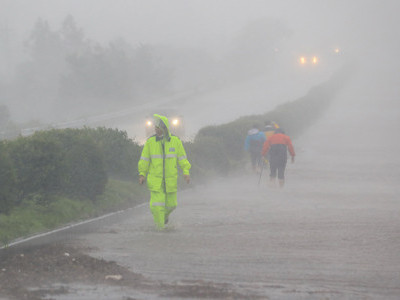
[138,114,191,229]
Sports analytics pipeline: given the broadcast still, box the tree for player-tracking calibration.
[25,18,63,66]
[131,44,171,96]
[60,15,86,55]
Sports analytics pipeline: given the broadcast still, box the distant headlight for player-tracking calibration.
[299,56,306,64]
[312,56,318,64]
[172,118,179,126]
[146,120,152,127]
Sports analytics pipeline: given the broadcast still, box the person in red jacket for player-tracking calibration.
[261,128,295,188]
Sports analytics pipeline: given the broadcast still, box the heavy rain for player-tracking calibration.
[0,0,399,299]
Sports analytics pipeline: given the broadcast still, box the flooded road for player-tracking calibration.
[63,107,399,299]
[47,61,400,299]
[71,162,398,299]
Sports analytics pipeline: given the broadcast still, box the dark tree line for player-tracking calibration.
[0,15,292,125]
[2,15,174,122]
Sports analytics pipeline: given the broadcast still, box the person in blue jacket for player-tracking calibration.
[244,124,266,173]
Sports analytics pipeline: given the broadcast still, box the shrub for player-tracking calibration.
[0,142,17,214]
[6,134,65,204]
[61,132,107,200]
[191,67,352,178]
[80,127,141,180]
[187,135,230,176]
[5,129,109,203]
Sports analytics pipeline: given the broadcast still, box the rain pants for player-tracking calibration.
[138,114,191,229]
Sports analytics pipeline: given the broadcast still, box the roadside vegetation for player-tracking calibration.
[0,128,147,245]
[186,65,353,180]
[0,65,352,246]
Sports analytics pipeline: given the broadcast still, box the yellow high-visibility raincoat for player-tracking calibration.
[138,114,191,228]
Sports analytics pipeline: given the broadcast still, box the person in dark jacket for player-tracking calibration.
[244,124,266,173]
[261,128,295,187]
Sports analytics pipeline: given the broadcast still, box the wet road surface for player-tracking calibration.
[62,128,399,299]
[27,62,400,299]
[51,67,400,298]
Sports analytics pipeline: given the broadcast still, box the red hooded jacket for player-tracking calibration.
[261,133,295,157]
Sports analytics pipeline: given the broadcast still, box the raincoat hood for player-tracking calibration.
[153,114,171,140]
[248,128,259,135]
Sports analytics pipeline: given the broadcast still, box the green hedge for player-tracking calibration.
[0,127,142,214]
[191,65,353,176]
[0,142,17,214]
[78,127,141,180]
[0,64,353,234]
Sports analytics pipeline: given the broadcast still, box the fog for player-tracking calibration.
[1,2,400,298]
[1,0,396,210]
[0,1,399,179]
[1,0,399,136]
[3,0,398,52]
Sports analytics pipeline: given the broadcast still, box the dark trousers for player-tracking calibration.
[269,144,288,179]
[250,152,262,169]
[269,157,287,179]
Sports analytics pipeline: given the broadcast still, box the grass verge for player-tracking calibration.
[0,179,148,247]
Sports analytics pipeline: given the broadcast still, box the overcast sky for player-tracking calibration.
[2,0,400,57]
[1,0,399,139]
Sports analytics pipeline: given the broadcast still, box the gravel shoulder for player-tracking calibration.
[0,241,261,300]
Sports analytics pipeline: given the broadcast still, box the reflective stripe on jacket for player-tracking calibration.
[138,114,191,193]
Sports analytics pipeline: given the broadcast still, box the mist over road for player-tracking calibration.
[2,1,399,298]
[63,63,400,299]
[109,64,332,143]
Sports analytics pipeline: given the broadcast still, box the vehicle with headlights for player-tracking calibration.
[296,47,342,67]
[144,113,185,138]
[298,55,319,65]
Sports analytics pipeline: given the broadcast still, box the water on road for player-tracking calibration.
[58,63,400,299]
[68,118,399,299]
